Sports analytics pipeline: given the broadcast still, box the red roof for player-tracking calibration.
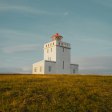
[51,33,63,41]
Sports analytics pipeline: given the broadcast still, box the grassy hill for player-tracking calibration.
[0,74,112,112]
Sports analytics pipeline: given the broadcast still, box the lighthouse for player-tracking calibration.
[32,33,78,74]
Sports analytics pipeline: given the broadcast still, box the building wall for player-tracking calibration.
[44,40,57,61]
[32,60,45,74]
[70,64,79,74]
[32,38,79,74]
[44,61,56,74]
[32,60,56,74]
[43,40,71,74]
[56,41,71,74]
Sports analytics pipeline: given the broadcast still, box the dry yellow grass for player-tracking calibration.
[0,74,112,112]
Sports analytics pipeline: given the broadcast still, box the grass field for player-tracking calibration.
[0,74,112,112]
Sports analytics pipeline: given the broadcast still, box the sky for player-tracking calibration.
[0,0,112,74]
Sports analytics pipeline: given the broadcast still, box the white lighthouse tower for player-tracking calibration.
[32,33,78,74]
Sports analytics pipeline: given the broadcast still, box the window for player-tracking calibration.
[47,49,49,53]
[40,66,42,72]
[63,61,64,69]
[48,57,51,61]
[63,47,64,52]
[48,57,51,60]
[73,69,75,73]
[34,67,37,72]
[49,66,51,72]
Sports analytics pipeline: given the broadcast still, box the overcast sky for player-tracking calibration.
[0,0,112,74]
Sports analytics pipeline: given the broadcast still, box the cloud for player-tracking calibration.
[0,29,38,38]
[0,29,41,53]
[0,66,32,73]
[0,3,61,16]
[64,12,69,16]
[73,56,112,74]
[22,66,32,73]
[2,44,40,53]
[92,0,112,8]
[0,29,41,48]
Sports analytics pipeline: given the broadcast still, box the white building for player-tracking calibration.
[32,33,78,74]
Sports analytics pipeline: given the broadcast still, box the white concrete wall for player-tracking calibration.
[44,40,57,61]
[32,60,57,74]
[43,40,71,74]
[70,64,79,74]
[32,60,45,74]
[56,41,71,74]
[32,38,79,74]
[44,61,56,74]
